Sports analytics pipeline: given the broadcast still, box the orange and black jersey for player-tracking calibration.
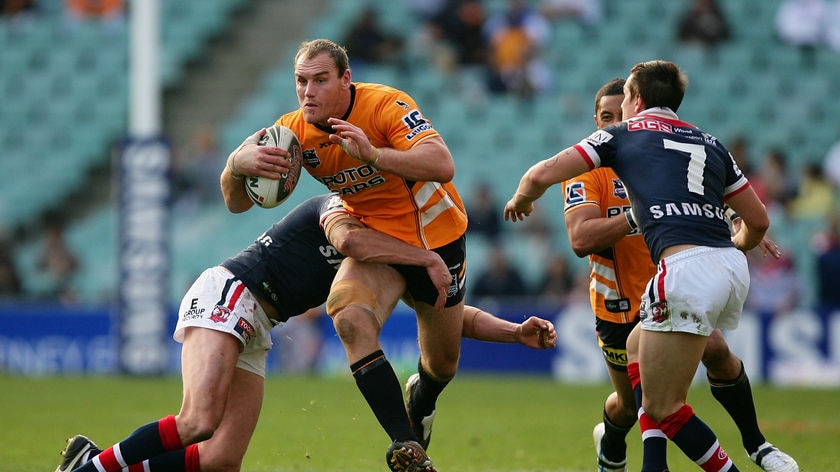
[562,168,655,324]
[276,82,467,250]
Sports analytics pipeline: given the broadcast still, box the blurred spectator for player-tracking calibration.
[0,229,22,298]
[533,251,576,302]
[466,181,503,242]
[64,0,125,33]
[341,6,404,67]
[745,248,803,316]
[470,243,528,300]
[757,148,796,219]
[822,134,840,187]
[173,124,224,215]
[812,215,840,312]
[788,162,837,221]
[484,0,552,97]
[432,0,488,66]
[406,17,459,75]
[676,0,731,48]
[775,0,827,66]
[1,0,39,25]
[36,216,80,302]
[539,0,604,27]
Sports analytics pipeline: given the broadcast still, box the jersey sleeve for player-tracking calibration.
[562,170,604,214]
[318,193,351,230]
[378,89,439,151]
[722,150,751,199]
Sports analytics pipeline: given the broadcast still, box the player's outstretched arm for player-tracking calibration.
[323,212,450,310]
[505,147,592,222]
[462,306,557,349]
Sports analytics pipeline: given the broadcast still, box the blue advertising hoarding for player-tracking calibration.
[2,301,839,386]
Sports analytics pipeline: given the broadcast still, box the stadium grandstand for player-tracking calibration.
[1,0,838,311]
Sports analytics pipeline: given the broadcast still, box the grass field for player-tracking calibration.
[2,373,835,471]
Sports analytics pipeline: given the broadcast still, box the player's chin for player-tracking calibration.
[301,107,323,124]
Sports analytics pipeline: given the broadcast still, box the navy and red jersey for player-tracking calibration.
[221,194,346,322]
[573,108,750,262]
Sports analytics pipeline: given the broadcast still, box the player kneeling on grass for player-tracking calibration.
[55,193,557,472]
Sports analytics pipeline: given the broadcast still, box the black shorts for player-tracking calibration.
[595,317,639,372]
[391,234,466,308]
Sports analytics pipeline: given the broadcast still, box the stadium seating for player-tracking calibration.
[5,0,838,307]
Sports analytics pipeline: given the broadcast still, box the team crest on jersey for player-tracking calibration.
[210,305,231,323]
[565,181,586,205]
[302,148,320,168]
[612,179,627,199]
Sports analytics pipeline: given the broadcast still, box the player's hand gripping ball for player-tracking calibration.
[244,125,303,208]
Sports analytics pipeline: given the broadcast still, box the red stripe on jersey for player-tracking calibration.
[573,144,597,169]
[724,180,751,199]
[227,281,246,310]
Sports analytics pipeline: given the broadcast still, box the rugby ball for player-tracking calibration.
[244,125,303,208]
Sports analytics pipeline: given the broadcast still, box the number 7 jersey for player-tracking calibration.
[573,107,751,262]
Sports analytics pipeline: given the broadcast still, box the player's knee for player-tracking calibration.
[325,280,377,318]
[176,412,222,444]
[199,447,245,472]
[326,280,379,343]
[701,330,732,370]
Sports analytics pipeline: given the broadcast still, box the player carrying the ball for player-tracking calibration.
[221,39,471,472]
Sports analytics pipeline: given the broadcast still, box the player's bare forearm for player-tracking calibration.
[324,213,450,309]
[220,166,254,213]
[462,307,557,349]
[505,147,592,222]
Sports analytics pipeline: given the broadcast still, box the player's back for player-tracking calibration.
[222,194,344,321]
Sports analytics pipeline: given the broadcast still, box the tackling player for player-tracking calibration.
[505,60,771,472]
[55,193,557,472]
[221,39,470,471]
[562,78,798,472]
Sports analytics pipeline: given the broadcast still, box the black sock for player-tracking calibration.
[708,361,765,454]
[409,359,450,418]
[601,410,634,463]
[351,350,415,442]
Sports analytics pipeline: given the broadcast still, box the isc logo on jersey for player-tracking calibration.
[565,181,587,205]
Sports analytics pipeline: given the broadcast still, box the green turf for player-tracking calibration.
[2,373,835,471]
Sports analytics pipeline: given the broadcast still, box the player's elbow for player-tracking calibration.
[331,229,363,259]
[570,240,592,258]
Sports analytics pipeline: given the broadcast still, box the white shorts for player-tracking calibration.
[640,246,749,336]
[174,266,274,377]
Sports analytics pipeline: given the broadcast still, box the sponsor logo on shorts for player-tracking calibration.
[182,298,205,320]
[601,345,628,367]
[210,305,231,323]
[234,318,255,342]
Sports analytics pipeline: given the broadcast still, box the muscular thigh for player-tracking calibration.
[180,328,241,421]
[333,258,406,326]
